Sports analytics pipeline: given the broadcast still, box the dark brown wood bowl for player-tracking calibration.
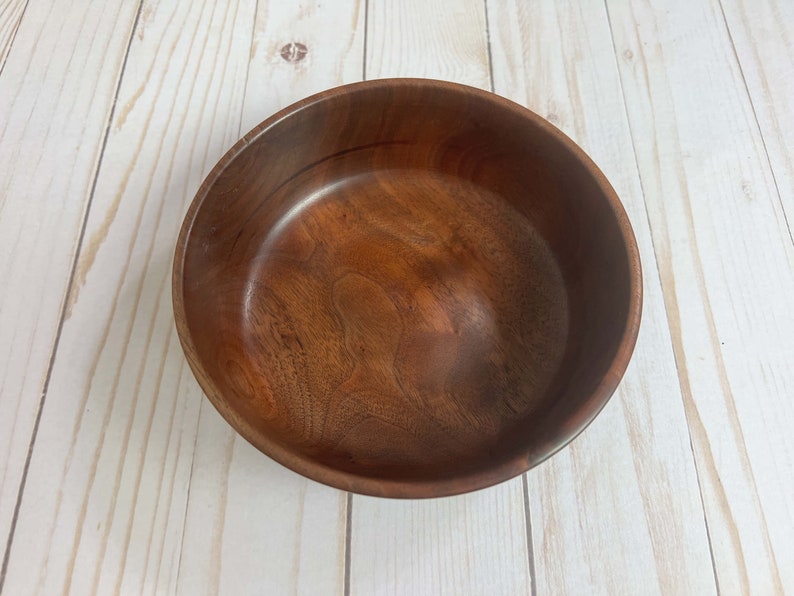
[173,79,642,498]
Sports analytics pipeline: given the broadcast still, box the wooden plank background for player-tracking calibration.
[490,2,715,593]
[1,0,792,594]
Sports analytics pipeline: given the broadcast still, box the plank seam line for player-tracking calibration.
[482,2,534,591]
[483,3,534,591]
[601,1,722,593]
[715,0,794,247]
[361,0,369,81]
[0,0,145,589]
[521,474,537,596]
[483,0,495,93]
[174,0,262,587]
[174,400,204,591]
[238,0,260,137]
[345,4,368,591]
[343,492,352,596]
[0,0,30,77]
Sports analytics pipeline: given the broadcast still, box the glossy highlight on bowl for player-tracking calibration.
[173,79,642,498]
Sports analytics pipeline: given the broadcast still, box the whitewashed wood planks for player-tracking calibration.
[0,0,141,577]
[352,487,531,596]
[349,2,532,595]
[366,0,490,88]
[0,0,26,69]
[1,0,258,593]
[607,0,794,591]
[176,1,365,594]
[488,1,717,594]
[1,0,791,593]
[239,0,366,134]
[176,410,348,595]
[720,0,794,237]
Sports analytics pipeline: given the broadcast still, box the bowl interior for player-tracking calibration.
[175,81,639,497]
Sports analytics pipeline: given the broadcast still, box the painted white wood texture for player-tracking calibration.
[352,486,531,596]
[177,1,364,594]
[2,0,256,593]
[606,0,794,592]
[1,0,792,594]
[488,1,716,593]
[0,0,26,69]
[720,0,794,238]
[366,0,490,88]
[0,0,141,573]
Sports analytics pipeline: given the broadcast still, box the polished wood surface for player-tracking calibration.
[173,79,641,497]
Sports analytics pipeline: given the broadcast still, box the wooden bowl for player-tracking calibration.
[173,79,641,498]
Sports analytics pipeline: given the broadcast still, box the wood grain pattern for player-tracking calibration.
[2,0,792,593]
[349,0,535,591]
[177,408,347,595]
[0,0,26,71]
[1,0,257,592]
[239,0,365,134]
[366,0,490,88]
[0,0,141,576]
[720,0,794,237]
[607,0,794,591]
[488,1,716,593]
[175,1,364,593]
[352,485,531,595]
[175,78,640,497]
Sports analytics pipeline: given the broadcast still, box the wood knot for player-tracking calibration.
[741,181,753,201]
[280,42,308,63]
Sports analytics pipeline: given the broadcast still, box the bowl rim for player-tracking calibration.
[172,78,643,499]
